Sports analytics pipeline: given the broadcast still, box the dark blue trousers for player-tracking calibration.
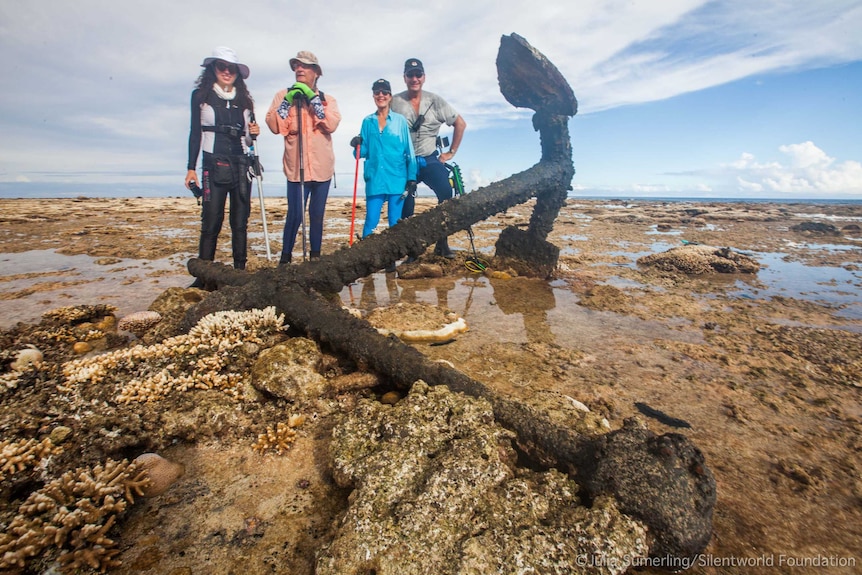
[281,179,331,262]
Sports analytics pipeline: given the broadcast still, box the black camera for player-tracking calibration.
[189,182,203,199]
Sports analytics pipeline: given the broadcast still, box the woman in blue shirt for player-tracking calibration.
[351,79,417,239]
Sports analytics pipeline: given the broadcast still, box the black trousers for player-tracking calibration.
[199,156,251,267]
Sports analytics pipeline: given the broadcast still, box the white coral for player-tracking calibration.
[61,307,286,403]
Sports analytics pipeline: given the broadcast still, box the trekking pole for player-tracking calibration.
[249,112,272,260]
[297,98,308,261]
[349,143,360,246]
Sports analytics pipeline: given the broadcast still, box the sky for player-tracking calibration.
[1,0,861,200]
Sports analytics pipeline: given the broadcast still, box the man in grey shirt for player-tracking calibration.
[391,58,466,259]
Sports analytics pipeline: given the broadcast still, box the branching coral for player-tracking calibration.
[61,307,287,403]
[0,458,150,573]
[0,437,62,481]
[252,414,306,455]
[41,305,118,324]
[24,305,117,347]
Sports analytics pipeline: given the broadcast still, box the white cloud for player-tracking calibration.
[727,142,862,195]
[1,1,861,197]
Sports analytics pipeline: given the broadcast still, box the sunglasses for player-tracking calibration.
[215,61,237,74]
[405,71,424,78]
[373,90,391,96]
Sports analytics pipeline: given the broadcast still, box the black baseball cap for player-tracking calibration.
[404,58,424,75]
[372,78,391,93]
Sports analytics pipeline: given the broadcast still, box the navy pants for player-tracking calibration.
[401,152,454,254]
[281,179,331,262]
[401,153,453,219]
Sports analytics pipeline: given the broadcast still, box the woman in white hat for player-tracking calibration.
[265,50,341,263]
[185,46,260,285]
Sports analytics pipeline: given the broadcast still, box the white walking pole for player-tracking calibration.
[249,113,272,260]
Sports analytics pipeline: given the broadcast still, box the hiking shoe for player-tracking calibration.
[384,262,397,273]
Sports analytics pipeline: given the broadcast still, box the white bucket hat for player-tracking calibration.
[201,46,250,79]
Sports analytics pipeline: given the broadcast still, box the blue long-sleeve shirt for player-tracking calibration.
[355,110,417,197]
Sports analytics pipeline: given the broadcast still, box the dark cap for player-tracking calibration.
[372,78,391,93]
[404,58,424,75]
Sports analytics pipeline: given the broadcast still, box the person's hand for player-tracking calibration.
[439,151,455,163]
[401,180,417,200]
[249,122,260,137]
[185,169,199,190]
[286,82,315,104]
[350,135,362,148]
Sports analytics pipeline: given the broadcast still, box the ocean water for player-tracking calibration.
[2,181,862,204]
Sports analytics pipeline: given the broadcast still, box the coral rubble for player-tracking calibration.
[637,244,760,274]
[318,381,648,574]
[364,302,469,342]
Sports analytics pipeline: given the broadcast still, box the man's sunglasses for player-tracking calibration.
[215,61,237,74]
[373,90,391,96]
[405,71,424,78]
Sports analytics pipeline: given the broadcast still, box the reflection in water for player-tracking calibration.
[340,271,702,351]
[489,277,556,344]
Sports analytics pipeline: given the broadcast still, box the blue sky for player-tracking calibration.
[1,0,861,199]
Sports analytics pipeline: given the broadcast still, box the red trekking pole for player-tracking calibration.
[349,143,360,245]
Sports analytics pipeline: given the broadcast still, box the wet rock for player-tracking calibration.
[318,381,648,575]
[144,287,207,343]
[49,425,72,444]
[133,452,186,497]
[379,390,401,405]
[72,341,92,354]
[251,338,326,402]
[790,221,841,236]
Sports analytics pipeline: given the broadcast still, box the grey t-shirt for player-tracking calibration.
[390,90,458,157]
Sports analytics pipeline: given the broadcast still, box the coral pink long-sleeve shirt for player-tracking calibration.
[265,89,341,182]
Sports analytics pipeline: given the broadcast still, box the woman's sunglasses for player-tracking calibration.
[215,61,237,74]
[373,90,391,96]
